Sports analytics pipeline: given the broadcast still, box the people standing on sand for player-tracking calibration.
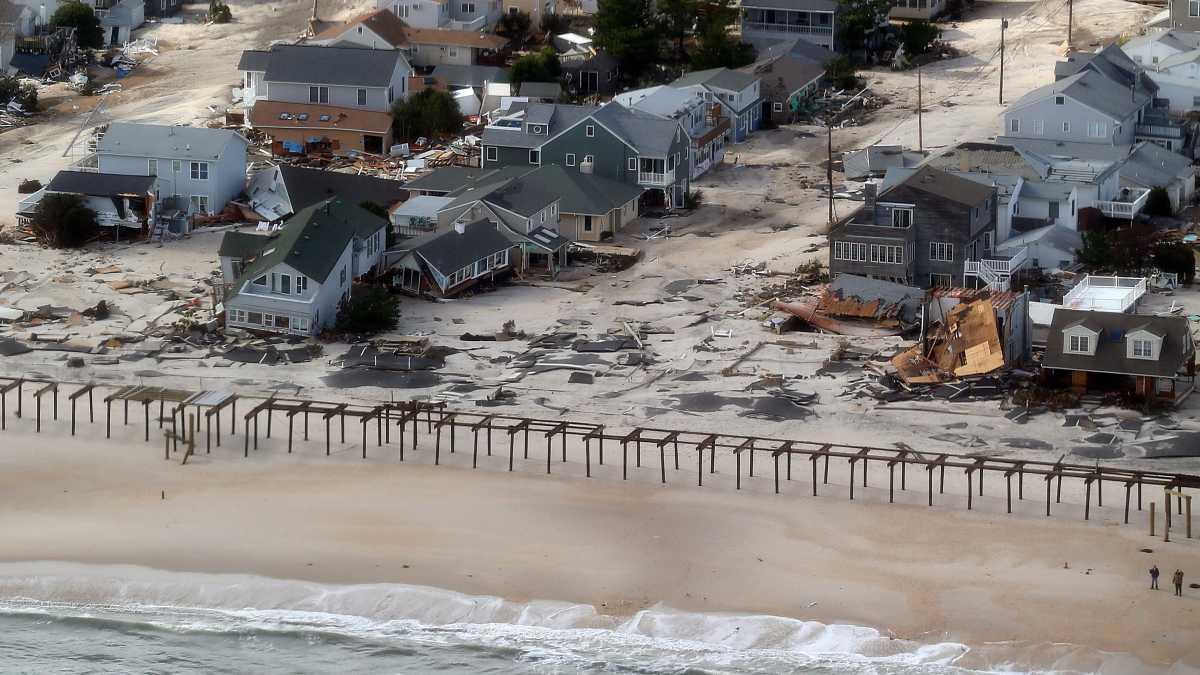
[1173,569,1184,596]
[1151,565,1160,590]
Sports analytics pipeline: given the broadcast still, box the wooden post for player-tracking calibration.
[585,439,591,477]
[660,442,666,485]
[1006,473,1012,514]
[811,455,818,496]
[849,460,855,500]
[888,462,894,503]
[774,452,780,495]
[1150,501,1156,537]
[1187,495,1193,539]
[1084,478,1092,521]
[967,470,973,511]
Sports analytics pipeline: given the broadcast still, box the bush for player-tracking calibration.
[336,286,400,334]
[1144,186,1173,217]
[899,20,940,58]
[31,194,98,248]
[1154,241,1196,283]
[392,89,465,141]
[51,0,102,49]
[208,0,232,23]
[0,75,38,111]
[497,10,532,42]
[539,12,568,35]
[17,179,42,194]
[825,55,859,90]
[685,189,704,209]
[511,47,561,91]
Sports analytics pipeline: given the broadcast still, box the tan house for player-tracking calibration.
[250,100,394,157]
[310,8,508,68]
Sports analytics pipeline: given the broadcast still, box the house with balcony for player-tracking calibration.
[1043,308,1194,402]
[94,122,248,217]
[308,8,508,69]
[613,85,730,179]
[828,165,1001,290]
[376,0,501,31]
[1002,70,1152,147]
[669,68,761,142]
[387,218,520,296]
[219,198,389,336]
[889,0,946,21]
[741,0,838,51]
[479,100,690,208]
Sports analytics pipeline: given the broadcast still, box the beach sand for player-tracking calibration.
[1,409,1199,669]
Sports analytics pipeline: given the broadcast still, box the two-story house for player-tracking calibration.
[388,218,520,296]
[501,0,554,28]
[239,44,412,156]
[1123,31,1200,115]
[669,68,761,142]
[376,0,501,31]
[1002,70,1152,147]
[219,198,389,336]
[614,85,730,179]
[828,165,997,289]
[480,101,691,208]
[309,8,508,69]
[741,0,838,51]
[95,123,248,216]
[1043,309,1196,402]
[1163,0,1200,31]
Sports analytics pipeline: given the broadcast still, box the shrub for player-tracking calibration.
[1153,241,1196,283]
[208,0,232,23]
[497,10,532,42]
[511,47,561,91]
[391,89,465,141]
[685,189,704,209]
[336,287,399,334]
[825,55,859,90]
[51,0,102,49]
[0,75,38,111]
[17,179,42,194]
[899,20,940,58]
[539,12,568,35]
[31,194,98,248]
[1144,186,1173,217]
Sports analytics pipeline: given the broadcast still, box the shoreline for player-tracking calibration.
[1,422,1200,668]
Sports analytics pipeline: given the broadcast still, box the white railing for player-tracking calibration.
[450,15,488,30]
[638,171,670,186]
[742,22,833,35]
[1095,187,1150,219]
[1063,275,1147,313]
[1136,124,1184,139]
[16,187,46,214]
[963,248,1029,292]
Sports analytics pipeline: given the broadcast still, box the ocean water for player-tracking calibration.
[0,563,1168,674]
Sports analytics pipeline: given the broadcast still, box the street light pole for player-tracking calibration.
[1000,18,1009,105]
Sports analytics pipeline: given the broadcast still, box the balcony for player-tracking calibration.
[638,171,668,186]
[742,21,833,36]
[963,248,1029,292]
[1094,186,1150,219]
[450,16,488,30]
[1063,275,1146,313]
[1135,123,1184,140]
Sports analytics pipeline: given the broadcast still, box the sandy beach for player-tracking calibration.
[0,402,1199,670]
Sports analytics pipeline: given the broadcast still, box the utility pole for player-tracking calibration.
[999,18,1009,105]
[826,121,834,225]
[917,65,923,152]
[1068,0,1073,47]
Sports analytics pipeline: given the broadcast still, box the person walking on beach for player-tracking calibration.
[1173,569,1184,597]
[1151,565,1160,590]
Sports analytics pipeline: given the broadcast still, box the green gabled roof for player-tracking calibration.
[233,198,387,286]
[528,165,643,215]
[218,230,276,259]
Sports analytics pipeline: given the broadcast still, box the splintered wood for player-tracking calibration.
[891,298,1005,384]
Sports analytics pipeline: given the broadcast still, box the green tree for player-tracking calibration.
[50,0,102,50]
[336,287,400,334]
[899,20,940,57]
[595,0,658,76]
[1144,186,1173,217]
[837,0,888,53]
[511,47,561,91]
[825,55,859,90]
[658,0,697,62]
[1154,241,1196,283]
[31,194,98,248]
[208,0,232,23]
[539,12,567,35]
[391,89,465,141]
[0,75,37,111]
[1077,231,1114,271]
[497,10,532,44]
[690,0,754,69]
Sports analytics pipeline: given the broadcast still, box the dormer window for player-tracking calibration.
[1132,338,1153,358]
[1068,335,1091,354]
[1054,95,1065,105]
[891,208,913,228]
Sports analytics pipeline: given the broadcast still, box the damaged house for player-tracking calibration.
[387,219,519,297]
[17,170,155,239]
[219,198,389,336]
[1042,309,1195,403]
[242,164,408,223]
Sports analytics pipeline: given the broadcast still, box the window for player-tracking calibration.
[358,26,364,34]
[388,86,394,104]
[1054,95,1065,105]
[566,153,576,166]
[252,275,267,287]
[461,2,475,11]
[279,274,291,294]
[869,244,904,264]
[1087,120,1106,138]
[147,159,157,176]
[1033,119,1044,136]
[529,149,540,164]
[971,207,978,220]
[296,276,307,294]
[1133,338,1154,358]
[340,267,347,286]
[508,5,518,13]
[189,195,209,213]
[309,86,329,104]
[1009,118,1019,134]
[1068,334,1091,354]
[772,102,783,113]
[583,215,593,232]
[190,161,209,180]
[833,241,867,262]
[475,259,488,276]
[891,208,913,228]
[530,124,544,134]
[172,160,181,174]
[486,146,497,162]
[585,125,595,137]
[929,273,953,288]
[929,242,954,262]
[247,311,263,325]
[357,88,367,106]
[448,47,458,58]
[584,155,593,165]
[627,157,636,171]
[1191,0,1199,16]
[1062,121,1070,133]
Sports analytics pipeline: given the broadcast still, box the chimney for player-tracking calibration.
[863,183,876,214]
[454,220,466,234]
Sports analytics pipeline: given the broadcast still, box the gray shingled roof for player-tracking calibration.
[517,81,562,99]
[672,67,759,92]
[740,0,837,11]
[237,49,270,72]
[412,219,514,276]
[591,101,679,156]
[47,170,155,196]
[880,165,993,206]
[409,165,642,216]
[480,103,597,149]
[97,123,247,161]
[1011,69,1149,121]
[432,64,510,88]
[277,165,408,212]
[1043,309,1193,378]
[262,44,404,87]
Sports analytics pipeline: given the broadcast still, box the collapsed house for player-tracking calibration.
[386,219,518,297]
[242,164,409,224]
[17,170,155,240]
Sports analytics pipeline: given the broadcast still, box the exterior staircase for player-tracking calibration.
[963,248,1028,292]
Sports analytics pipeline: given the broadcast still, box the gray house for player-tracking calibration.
[480,101,690,208]
[1002,70,1150,147]
[741,0,838,51]
[220,198,389,336]
[1164,0,1200,31]
[828,165,997,289]
[239,44,413,114]
[388,219,520,297]
[96,123,248,217]
[670,68,762,142]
